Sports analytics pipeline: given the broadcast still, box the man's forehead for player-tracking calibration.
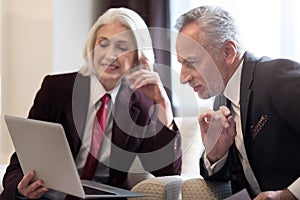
[176,33,208,59]
[176,23,202,47]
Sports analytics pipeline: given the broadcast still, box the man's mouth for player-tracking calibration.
[189,82,201,92]
[193,85,201,92]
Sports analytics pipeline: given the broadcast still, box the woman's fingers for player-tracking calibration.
[127,70,159,89]
[140,55,151,70]
[17,170,48,199]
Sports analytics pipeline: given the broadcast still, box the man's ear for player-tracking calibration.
[223,40,237,65]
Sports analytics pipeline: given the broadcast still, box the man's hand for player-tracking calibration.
[17,170,49,199]
[254,189,298,200]
[199,106,236,164]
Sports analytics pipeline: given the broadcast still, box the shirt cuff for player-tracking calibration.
[204,151,228,176]
[287,177,300,199]
[16,189,29,200]
[167,119,177,131]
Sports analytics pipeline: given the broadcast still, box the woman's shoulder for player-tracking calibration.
[39,71,87,94]
[43,71,78,82]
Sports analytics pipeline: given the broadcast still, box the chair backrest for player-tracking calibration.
[181,178,232,200]
[131,176,183,200]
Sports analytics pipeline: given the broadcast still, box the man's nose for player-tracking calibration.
[180,65,190,84]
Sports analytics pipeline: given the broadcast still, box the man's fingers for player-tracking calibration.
[219,106,231,117]
[199,109,229,130]
[212,109,230,128]
[199,112,211,125]
[226,116,237,138]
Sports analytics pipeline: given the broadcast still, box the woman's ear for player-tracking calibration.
[223,40,237,65]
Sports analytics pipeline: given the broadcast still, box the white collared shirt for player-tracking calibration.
[75,74,120,182]
[223,60,261,195]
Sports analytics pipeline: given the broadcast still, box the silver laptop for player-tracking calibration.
[4,115,144,199]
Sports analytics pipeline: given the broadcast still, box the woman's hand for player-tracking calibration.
[126,56,173,127]
[17,170,49,199]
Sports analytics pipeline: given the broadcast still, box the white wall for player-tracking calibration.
[0,0,53,164]
[53,0,99,73]
[0,0,101,164]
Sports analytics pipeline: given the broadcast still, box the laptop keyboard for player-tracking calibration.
[83,185,116,195]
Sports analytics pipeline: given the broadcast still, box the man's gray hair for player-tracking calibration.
[80,7,155,76]
[175,6,243,56]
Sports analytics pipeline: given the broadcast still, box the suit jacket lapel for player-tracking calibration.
[240,51,257,139]
[65,73,90,156]
[112,82,141,147]
[109,83,141,176]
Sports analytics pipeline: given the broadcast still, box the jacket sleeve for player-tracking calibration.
[200,145,249,194]
[0,153,24,200]
[139,117,182,176]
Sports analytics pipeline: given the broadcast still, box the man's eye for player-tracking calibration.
[187,61,195,68]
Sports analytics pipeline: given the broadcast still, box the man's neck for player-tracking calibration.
[224,51,244,86]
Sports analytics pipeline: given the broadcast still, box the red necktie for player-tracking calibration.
[81,93,110,180]
[65,95,110,199]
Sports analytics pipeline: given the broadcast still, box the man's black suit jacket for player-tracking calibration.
[200,51,300,196]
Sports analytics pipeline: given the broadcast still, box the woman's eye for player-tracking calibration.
[117,44,129,51]
[99,40,109,47]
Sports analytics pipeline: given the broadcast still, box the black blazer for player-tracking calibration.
[200,51,300,196]
[1,72,182,200]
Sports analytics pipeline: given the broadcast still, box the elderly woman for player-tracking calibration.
[1,7,181,199]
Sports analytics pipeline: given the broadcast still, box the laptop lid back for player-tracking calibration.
[4,115,85,198]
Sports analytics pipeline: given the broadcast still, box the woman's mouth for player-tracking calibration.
[101,63,119,71]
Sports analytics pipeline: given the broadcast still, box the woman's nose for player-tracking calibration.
[105,48,117,62]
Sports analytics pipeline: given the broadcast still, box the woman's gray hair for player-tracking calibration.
[80,7,154,76]
[175,6,244,56]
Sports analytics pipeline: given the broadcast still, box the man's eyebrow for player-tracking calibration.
[177,58,190,64]
[182,56,198,62]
